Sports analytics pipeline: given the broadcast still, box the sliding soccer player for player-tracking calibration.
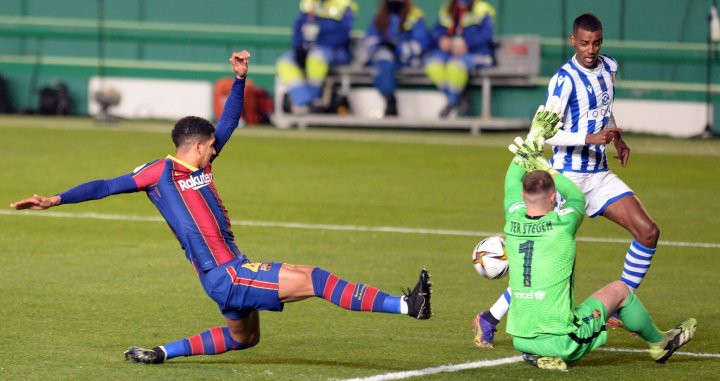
[10,50,432,364]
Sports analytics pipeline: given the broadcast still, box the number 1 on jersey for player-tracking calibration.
[519,240,534,287]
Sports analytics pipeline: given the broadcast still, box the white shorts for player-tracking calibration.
[559,171,634,218]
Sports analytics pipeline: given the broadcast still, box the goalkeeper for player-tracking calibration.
[498,107,696,370]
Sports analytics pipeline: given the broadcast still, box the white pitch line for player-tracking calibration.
[343,348,720,381]
[599,347,720,358]
[1,209,719,249]
[342,356,524,381]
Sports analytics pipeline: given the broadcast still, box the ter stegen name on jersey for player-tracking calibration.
[508,220,553,235]
[178,172,214,191]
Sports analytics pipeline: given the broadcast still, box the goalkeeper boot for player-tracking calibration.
[649,318,697,363]
[521,353,568,371]
[124,346,166,364]
[403,269,432,320]
[472,311,497,348]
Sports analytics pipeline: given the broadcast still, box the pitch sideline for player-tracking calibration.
[343,348,720,380]
[1,209,719,249]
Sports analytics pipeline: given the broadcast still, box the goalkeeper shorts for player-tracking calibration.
[512,297,609,362]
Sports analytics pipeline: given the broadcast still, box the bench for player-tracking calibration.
[271,35,541,134]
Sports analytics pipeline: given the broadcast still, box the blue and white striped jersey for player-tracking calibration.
[545,54,617,173]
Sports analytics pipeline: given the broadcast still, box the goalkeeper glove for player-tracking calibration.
[526,97,563,143]
[508,136,558,175]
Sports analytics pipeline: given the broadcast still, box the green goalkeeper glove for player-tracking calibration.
[508,136,558,175]
[526,97,563,143]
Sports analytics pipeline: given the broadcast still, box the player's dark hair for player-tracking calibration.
[522,170,555,195]
[172,116,215,148]
[573,13,602,33]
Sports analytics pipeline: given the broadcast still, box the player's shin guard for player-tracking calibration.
[617,291,664,344]
[160,326,254,360]
[311,268,403,314]
[620,240,656,291]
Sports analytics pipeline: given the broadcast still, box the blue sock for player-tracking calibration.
[620,240,656,291]
[161,326,254,360]
[311,268,402,313]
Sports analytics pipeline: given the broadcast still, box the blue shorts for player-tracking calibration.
[201,256,285,320]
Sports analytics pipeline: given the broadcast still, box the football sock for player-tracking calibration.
[617,291,664,344]
[488,287,511,321]
[160,326,253,360]
[481,310,499,325]
[311,268,405,314]
[620,240,656,291]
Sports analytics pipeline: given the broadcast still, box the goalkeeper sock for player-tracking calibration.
[160,326,253,360]
[311,268,404,314]
[488,288,511,321]
[620,240,656,291]
[617,291,664,344]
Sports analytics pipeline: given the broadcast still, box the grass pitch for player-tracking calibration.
[1,116,719,380]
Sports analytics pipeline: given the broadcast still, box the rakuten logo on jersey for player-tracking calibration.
[178,172,214,191]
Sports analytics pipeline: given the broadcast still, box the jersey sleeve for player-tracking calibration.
[57,160,166,205]
[57,174,138,205]
[213,78,246,155]
[553,172,585,232]
[545,70,587,147]
[503,162,526,217]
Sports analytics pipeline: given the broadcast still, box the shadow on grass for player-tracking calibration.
[167,356,404,371]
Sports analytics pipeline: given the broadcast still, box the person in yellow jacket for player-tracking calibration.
[425,0,495,118]
[276,0,357,114]
[362,0,430,116]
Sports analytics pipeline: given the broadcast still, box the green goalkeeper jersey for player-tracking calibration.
[503,162,586,338]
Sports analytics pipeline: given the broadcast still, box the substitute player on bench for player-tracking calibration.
[500,110,695,370]
[10,50,432,365]
[474,13,662,347]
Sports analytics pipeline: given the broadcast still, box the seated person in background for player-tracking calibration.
[425,0,495,118]
[276,0,357,114]
[363,0,430,116]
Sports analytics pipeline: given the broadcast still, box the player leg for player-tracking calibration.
[124,312,260,365]
[473,287,511,348]
[591,280,696,363]
[278,263,432,319]
[601,195,660,291]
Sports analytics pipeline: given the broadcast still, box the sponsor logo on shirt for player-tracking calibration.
[601,92,610,105]
[178,172,214,191]
[514,290,546,300]
[556,75,566,88]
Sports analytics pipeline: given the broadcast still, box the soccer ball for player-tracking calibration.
[472,236,508,279]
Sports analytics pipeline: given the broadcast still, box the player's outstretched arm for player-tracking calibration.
[11,173,140,210]
[230,50,250,79]
[214,51,251,155]
[10,194,60,210]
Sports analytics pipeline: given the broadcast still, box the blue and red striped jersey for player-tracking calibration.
[58,78,246,273]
